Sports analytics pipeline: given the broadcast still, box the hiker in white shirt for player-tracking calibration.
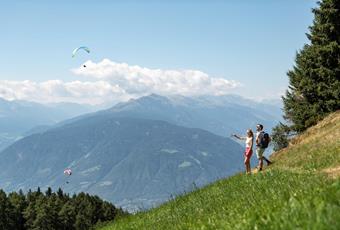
[232,129,254,174]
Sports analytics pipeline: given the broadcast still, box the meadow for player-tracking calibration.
[99,111,340,230]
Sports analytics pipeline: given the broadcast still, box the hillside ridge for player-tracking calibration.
[99,111,340,230]
[270,110,340,175]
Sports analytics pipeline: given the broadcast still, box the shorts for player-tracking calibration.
[256,147,265,159]
[244,147,252,163]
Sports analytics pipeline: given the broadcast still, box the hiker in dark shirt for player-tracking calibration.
[255,124,272,171]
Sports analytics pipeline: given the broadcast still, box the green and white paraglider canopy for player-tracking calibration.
[72,46,90,58]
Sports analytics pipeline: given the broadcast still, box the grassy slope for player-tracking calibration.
[99,111,340,230]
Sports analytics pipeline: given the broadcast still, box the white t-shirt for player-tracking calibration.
[245,137,253,148]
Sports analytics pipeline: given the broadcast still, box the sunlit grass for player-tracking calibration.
[99,171,339,230]
[98,111,340,230]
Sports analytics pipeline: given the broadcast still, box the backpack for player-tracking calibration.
[260,132,270,148]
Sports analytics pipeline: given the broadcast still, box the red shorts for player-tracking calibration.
[244,147,252,163]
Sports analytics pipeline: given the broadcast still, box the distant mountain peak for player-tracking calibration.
[0,115,243,211]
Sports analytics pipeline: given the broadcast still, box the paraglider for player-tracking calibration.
[64,168,72,176]
[72,46,90,58]
[64,168,72,184]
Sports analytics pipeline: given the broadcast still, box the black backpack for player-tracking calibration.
[260,132,270,148]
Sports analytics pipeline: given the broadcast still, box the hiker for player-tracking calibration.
[232,129,254,174]
[255,124,272,171]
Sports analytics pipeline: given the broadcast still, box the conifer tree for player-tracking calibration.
[58,201,76,230]
[271,122,291,151]
[75,211,92,230]
[23,201,37,229]
[31,196,60,229]
[45,187,52,197]
[8,191,27,230]
[283,0,340,132]
[0,187,123,229]
[0,190,16,229]
[57,188,65,200]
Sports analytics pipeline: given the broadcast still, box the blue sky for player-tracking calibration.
[0,0,316,104]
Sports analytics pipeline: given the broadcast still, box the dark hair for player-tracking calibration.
[257,124,263,130]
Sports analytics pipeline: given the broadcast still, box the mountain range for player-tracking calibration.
[0,98,99,151]
[0,94,282,211]
[104,94,282,136]
[0,115,243,211]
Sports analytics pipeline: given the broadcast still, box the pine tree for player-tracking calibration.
[0,188,122,229]
[31,196,60,230]
[58,201,76,230]
[74,211,92,230]
[283,0,340,132]
[271,122,292,151]
[23,201,37,229]
[57,188,65,200]
[45,187,52,197]
[0,190,16,229]
[74,195,94,230]
[101,201,118,221]
[8,191,27,230]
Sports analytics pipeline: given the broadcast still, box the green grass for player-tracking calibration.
[98,111,340,230]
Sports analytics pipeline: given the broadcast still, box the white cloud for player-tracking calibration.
[0,59,240,105]
[0,80,129,105]
[72,59,240,97]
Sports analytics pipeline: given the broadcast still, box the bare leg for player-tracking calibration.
[247,163,251,174]
[245,158,251,174]
[258,157,263,171]
[244,160,248,174]
[244,158,250,174]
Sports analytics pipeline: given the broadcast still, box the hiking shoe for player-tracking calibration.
[267,161,273,166]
